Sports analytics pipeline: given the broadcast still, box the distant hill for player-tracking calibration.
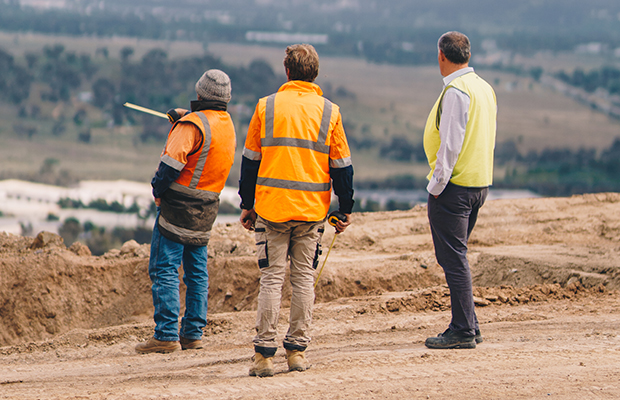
[4,0,620,64]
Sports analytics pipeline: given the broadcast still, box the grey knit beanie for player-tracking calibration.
[195,69,232,103]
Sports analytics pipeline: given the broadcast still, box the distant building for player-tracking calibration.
[245,31,328,45]
[575,42,607,55]
[18,0,67,9]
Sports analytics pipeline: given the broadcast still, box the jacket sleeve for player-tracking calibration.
[241,103,263,161]
[328,111,355,213]
[160,122,203,171]
[328,112,352,169]
[238,104,263,209]
[238,156,260,210]
[330,165,355,214]
[151,162,181,198]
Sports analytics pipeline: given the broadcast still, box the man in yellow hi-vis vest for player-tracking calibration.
[423,32,497,349]
[136,69,236,354]
[239,44,354,376]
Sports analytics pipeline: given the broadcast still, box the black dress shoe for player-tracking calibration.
[425,328,476,349]
[475,329,483,344]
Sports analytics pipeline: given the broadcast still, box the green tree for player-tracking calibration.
[92,78,116,108]
[120,46,134,63]
[58,217,82,246]
[0,48,32,104]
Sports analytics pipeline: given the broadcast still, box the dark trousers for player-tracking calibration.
[427,182,488,336]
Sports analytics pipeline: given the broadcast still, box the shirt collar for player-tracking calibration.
[278,80,323,96]
[443,67,475,87]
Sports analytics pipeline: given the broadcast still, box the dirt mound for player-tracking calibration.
[1,193,620,348]
[0,231,152,346]
[383,282,610,313]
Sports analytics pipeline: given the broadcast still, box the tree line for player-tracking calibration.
[57,217,152,256]
[555,66,620,95]
[496,138,620,196]
[2,1,620,68]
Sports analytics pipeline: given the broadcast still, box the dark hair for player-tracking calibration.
[284,44,319,82]
[438,31,471,65]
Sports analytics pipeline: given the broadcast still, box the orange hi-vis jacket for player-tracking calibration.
[243,81,352,223]
[158,110,236,245]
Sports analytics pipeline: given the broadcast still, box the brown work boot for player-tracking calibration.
[135,337,181,354]
[180,337,204,350]
[249,353,274,377]
[286,349,310,372]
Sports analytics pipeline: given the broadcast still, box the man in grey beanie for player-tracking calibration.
[136,69,236,354]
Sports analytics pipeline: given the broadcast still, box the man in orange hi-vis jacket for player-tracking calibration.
[239,44,354,377]
[135,69,236,354]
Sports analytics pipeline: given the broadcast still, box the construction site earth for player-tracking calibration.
[1,193,620,399]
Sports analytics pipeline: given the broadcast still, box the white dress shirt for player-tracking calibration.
[426,67,474,196]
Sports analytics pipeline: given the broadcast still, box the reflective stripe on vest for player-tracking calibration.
[169,181,220,200]
[330,156,352,168]
[161,154,185,171]
[158,214,212,242]
[189,112,212,189]
[256,177,331,192]
[243,147,262,161]
[261,93,333,155]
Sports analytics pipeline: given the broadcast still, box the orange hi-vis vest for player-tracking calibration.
[158,110,236,245]
[243,81,352,223]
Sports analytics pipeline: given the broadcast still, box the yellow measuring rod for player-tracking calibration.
[123,102,168,119]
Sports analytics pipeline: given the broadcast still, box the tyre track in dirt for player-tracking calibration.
[2,294,619,399]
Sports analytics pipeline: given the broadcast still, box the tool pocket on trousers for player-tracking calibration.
[255,227,269,269]
[312,242,322,270]
[312,225,324,270]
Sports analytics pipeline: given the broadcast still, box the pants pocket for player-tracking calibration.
[255,226,269,269]
[312,226,325,269]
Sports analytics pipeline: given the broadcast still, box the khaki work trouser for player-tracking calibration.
[252,216,324,353]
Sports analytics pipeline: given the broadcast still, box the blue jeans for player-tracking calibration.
[149,214,209,341]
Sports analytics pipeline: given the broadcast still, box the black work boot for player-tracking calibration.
[425,328,476,349]
[475,329,483,344]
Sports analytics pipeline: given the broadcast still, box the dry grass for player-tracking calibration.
[0,31,206,60]
[0,128,162,182]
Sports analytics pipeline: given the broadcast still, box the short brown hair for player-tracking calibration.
[284,44,319,82]
[438,31,471,65]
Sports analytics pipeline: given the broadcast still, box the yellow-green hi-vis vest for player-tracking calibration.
[423,71,497,188]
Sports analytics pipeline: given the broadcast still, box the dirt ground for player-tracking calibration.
[1,193,620,399]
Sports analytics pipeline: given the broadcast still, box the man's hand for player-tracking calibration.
[240,208,257,231]
[166,108,189,124]
[154,197,161,207]
[334,213,351,234]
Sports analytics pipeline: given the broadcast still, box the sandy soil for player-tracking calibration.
[1,193,620,399]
